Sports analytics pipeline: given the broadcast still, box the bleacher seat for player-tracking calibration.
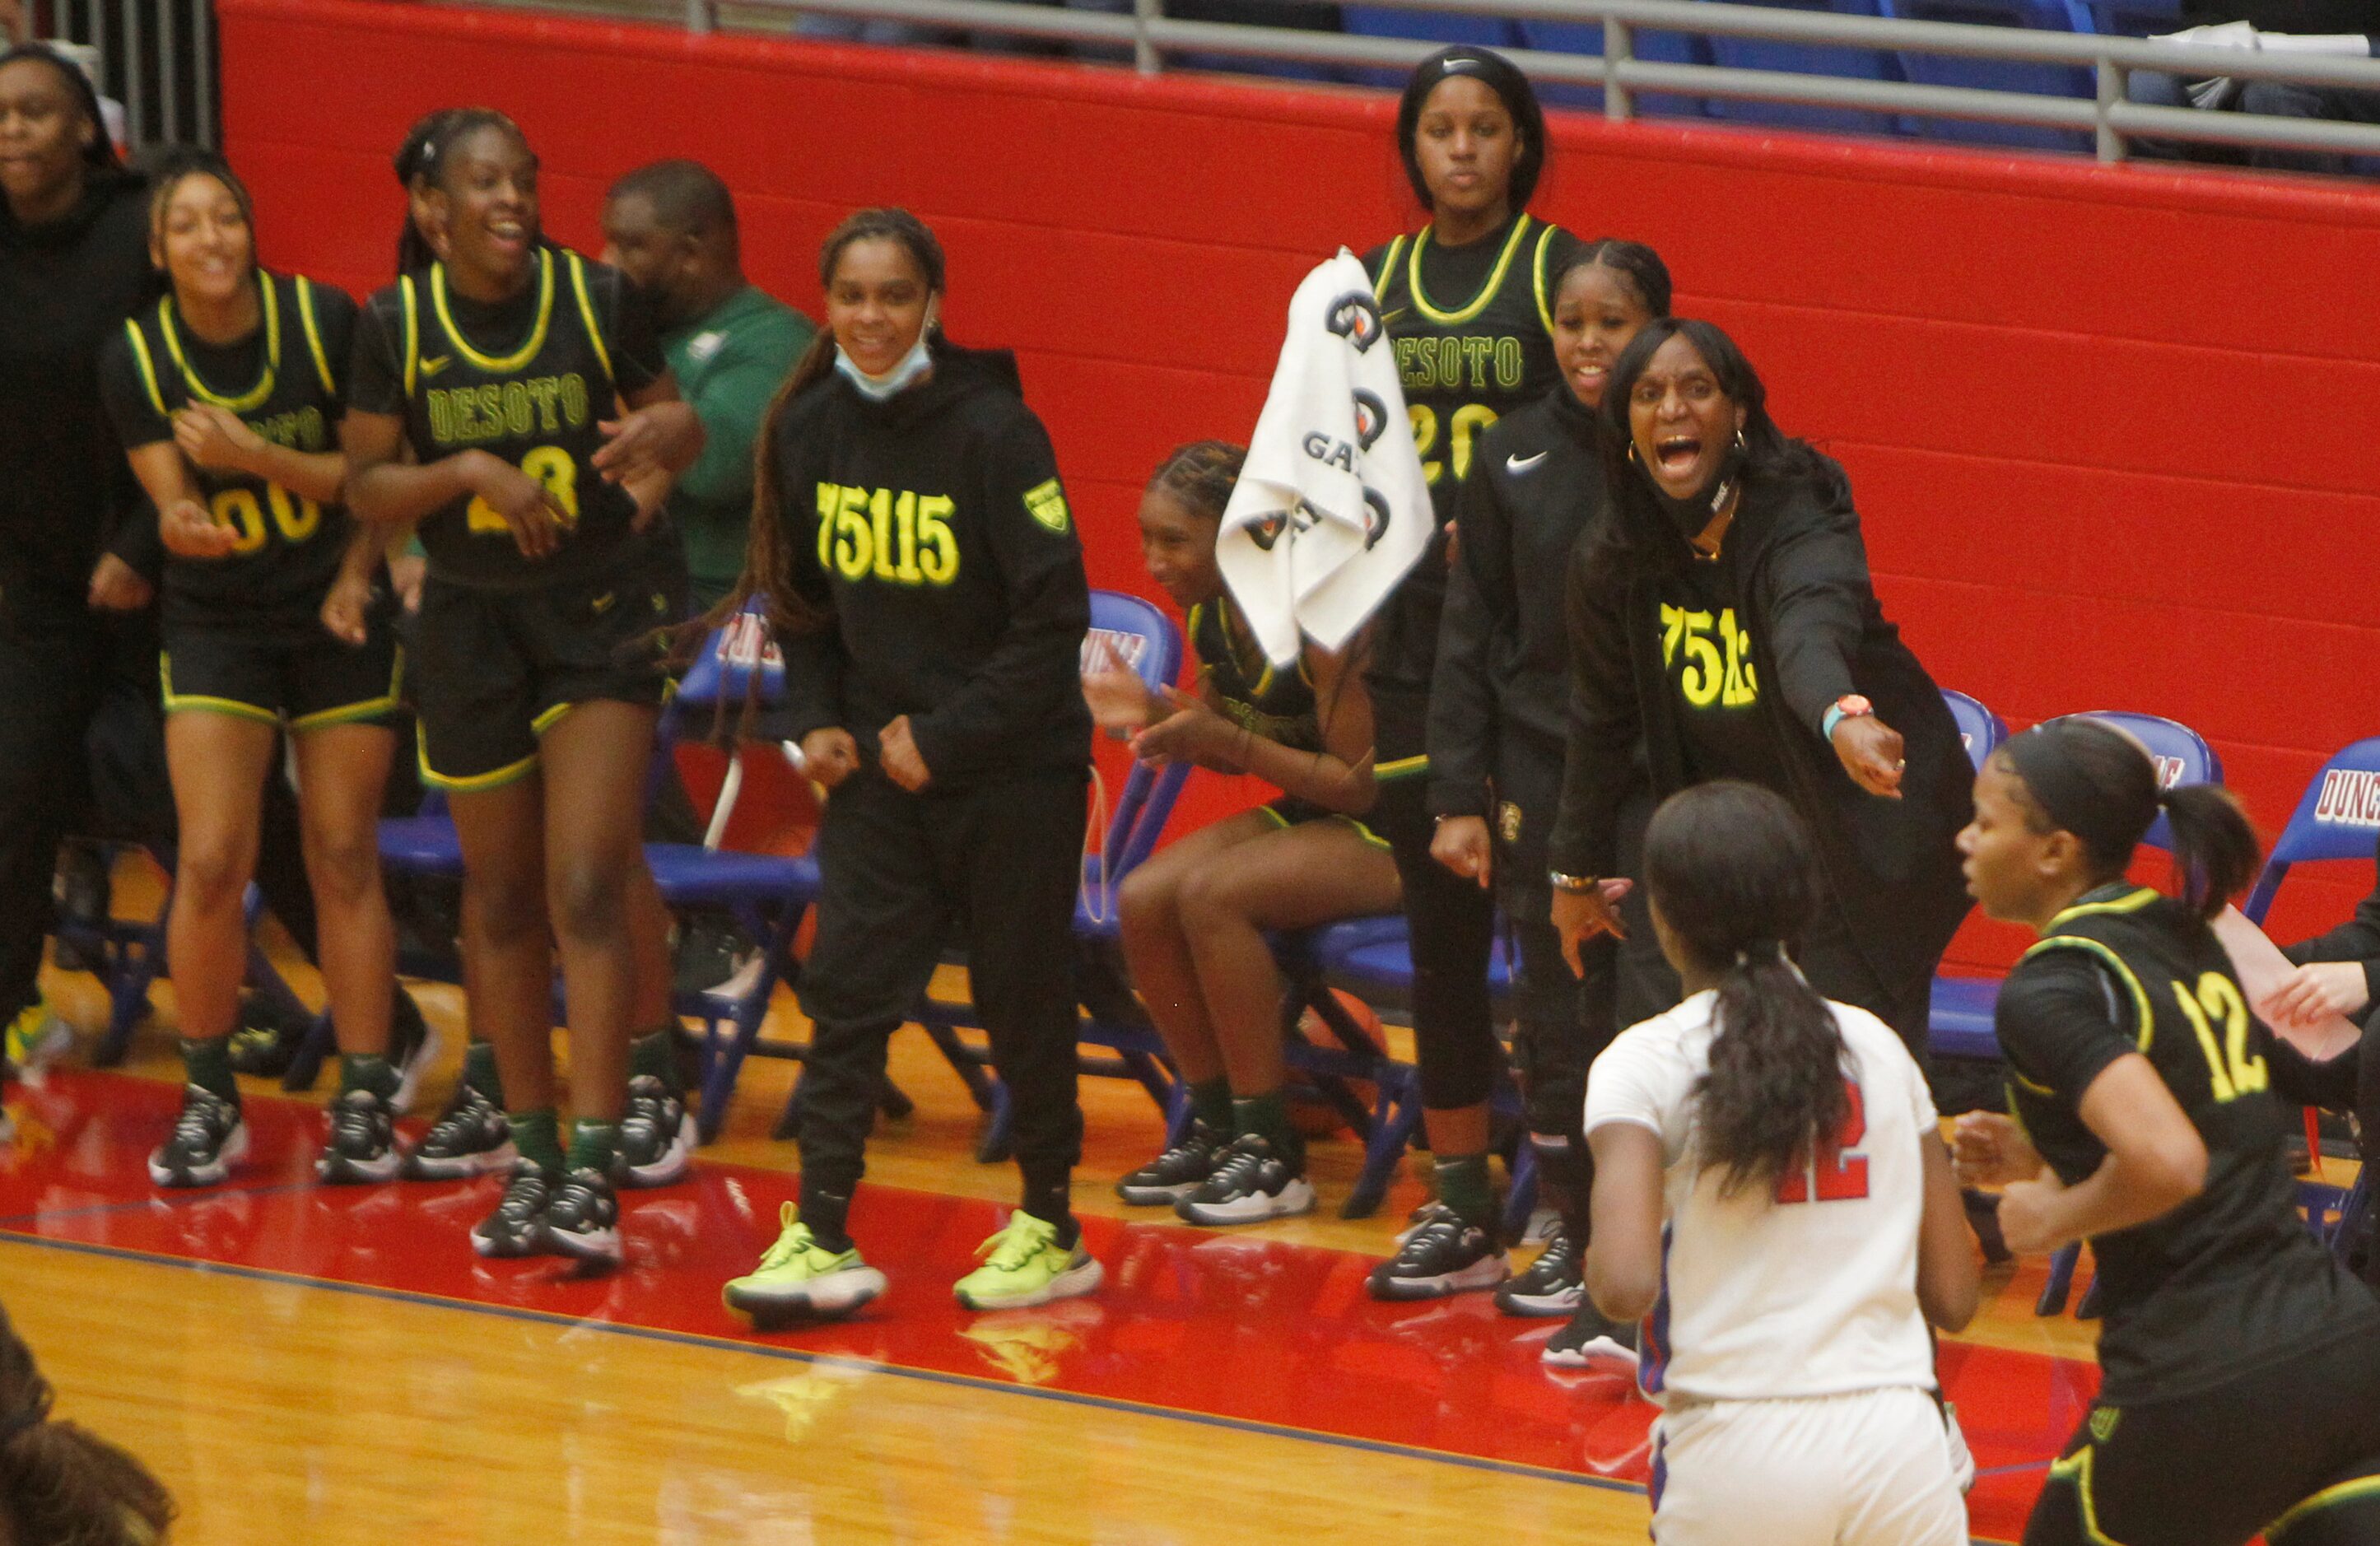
[1701,0,1909,137]
[1879,0,2094,151]
[1520,17,1716,117]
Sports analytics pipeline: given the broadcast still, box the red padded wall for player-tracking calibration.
[221,0,2380,962]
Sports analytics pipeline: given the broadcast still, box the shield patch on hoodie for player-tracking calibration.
[1024,478,1071,534]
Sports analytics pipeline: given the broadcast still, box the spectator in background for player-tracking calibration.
[2126,0,2380,175]
[603,160,813,614]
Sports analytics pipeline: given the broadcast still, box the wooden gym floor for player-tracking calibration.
[0,882,2163,1544]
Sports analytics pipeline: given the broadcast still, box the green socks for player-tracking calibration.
[463,1039,505,1106]
[1188,1076,1233,1134]
[510,1107,564,1172]
[1232,1090,1301,1162]
[629,1027,681,1092]
[339,1052,399,1101]
[1435,1153,1495,1232]
[180,1035,238,1104]
[566,1119,620,1175]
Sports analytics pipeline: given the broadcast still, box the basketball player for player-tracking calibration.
[1586,780,1977,1545]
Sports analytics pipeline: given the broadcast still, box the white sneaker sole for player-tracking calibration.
[149,1121,250,1188]
[1370,1250,1511,1302]
[1176,1176,1316,1226]
[956,1255,1105,1312]
[548,1222,623,1266]
[403,1138,518,1182]
[617,1112,696,1189]
[317,1146,403,1185]
[471,1221,551,1260]
[724,1264,889,1324]
[1542,1334,1639,1372]
[1115,1178,1204,1205]
[1496,1282,1585,1317]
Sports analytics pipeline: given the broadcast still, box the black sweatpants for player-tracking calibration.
[793,765,1088,1237]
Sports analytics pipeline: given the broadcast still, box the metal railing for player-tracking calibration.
[666,0,2380,165]
[30,0,216,147]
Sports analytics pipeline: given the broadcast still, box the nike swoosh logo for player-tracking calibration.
[1507,451,1549,473]
[419,356,452,378]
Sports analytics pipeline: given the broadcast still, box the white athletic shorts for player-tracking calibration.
[1650,1386,1967,1546]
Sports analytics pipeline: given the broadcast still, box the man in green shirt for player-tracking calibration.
[603,161,815,612]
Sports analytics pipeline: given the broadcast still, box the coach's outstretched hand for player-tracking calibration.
[1831,713,1906,798]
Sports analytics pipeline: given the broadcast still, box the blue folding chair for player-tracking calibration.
[2073,0,2182,36]
[640,606,843,1143]
[1878,0,2094,151]
[1702,0,1909,137]
[1927,690,2011,1066]
[2240,737,2380,1272]
[828,591,1192,1163]
[2032,708,2222,1316]
[1274,914,1520,1219]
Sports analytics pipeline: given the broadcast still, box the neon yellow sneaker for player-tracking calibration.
[3,1003,70,1085]
[954,1211,1104,1311]
[722,1204,887,1327]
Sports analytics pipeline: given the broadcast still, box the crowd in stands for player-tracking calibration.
[6,21,2380,1543]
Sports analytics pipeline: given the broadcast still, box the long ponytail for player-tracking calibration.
[1643,782,1848,1198]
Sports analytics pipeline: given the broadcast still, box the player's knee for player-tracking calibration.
[175,829,255,912]
[1116,864,1181,939]
[1171,864,1245,930]
[300,824,380,908]
[548,858,628,943]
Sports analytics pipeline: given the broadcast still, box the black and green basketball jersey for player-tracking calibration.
[1192,597,1319,752]
[104,270,356,631]
[381,247,641,589]
[1362,213,1579,710]
[2000,884,2378,1399]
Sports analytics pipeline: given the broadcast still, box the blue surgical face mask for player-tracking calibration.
[835,308,938,402]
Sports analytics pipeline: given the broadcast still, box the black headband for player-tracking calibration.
[2000,720,2159,859]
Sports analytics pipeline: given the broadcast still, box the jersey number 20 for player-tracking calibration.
[1775,1079,1870,1204]
[466,447,580,537]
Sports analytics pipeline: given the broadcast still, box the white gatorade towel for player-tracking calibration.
[1218,249,1430,668]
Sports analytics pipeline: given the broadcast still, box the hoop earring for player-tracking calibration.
[1626,441,1642,466]
[1735,428,1749,451]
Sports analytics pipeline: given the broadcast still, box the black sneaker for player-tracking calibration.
[613,1075,694,1190]
[1542,1300,1639,1372]
[316,1087,400,1184]
[1174,1134,1315,1226]
[401,1081,516,1180]
[148,1085,249,1189]
[1366,1208,1509,1300]
[1494,1228,1584,1317]
[471,1162,557,1258]
[545,1167,622,1264]
[1116,1120,1225,1205]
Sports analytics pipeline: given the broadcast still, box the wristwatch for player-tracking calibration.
[1549,870,1600,894]
[1821,694,1875,741]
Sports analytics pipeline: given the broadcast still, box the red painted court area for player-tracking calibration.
[0,1070,2080,1540]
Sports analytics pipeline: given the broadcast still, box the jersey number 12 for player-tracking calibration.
[1775,1079,1870,1204]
